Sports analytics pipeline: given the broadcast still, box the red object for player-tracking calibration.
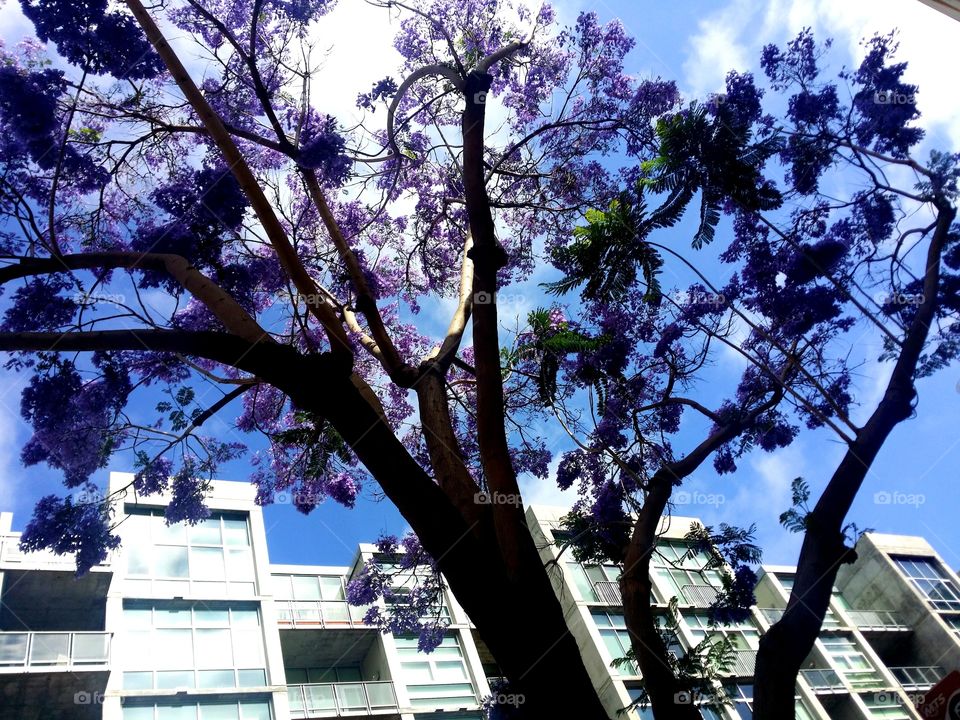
[919,670,960,720]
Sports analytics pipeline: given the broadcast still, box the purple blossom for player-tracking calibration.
[165,465,211,525]
[133,456,173,496]
[19,493,121,574]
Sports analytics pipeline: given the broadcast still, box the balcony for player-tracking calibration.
[800,668,846,694]
[839,668,887,691]
[288,681,399,718]
[0,631,111,670]
[276,600,370,629]
[759,606,841,628]
[890,665,943,691]
[721,650,757,677]
[845,611,910,632]
[593,581,622,605]
[0,535,111,568]
[680,584,719,606]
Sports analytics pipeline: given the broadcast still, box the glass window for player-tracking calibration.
[123,707,155,720]
[127,546,152,575]
[238,668,266,686]
[198,670,236,688]
[157,670,195,689]
[396,635,476,708]
[591,611,638,675]
[156,629,193,669]
[196,629,232,668]
[233,629,264,667]
[191,548,225,580]
[292,576,321,600]
[155,547,189,578]
[190,519,223,545]
[893,556,960,611]
[239,701,271,720]
[319,577,344,600]
[124,671,154,690]
[223,519,250,546]
[155,521,188,545]
[199,704,239,720]
[158,705,196,720]
[196,608,230,627]
[272,576,293,600]
[226,549,254,581]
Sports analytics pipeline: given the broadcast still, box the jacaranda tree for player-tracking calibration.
[0,0,956,717]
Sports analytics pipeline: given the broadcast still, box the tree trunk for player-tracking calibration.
[753,201,955,720]
[622,475,704,720]
[292,363,612,718]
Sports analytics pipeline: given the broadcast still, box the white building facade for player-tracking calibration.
[525,505,960,720]
[1,477,958,720]
[0,473,491,720]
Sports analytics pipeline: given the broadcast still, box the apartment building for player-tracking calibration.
[0,472,491,720]
[525,505,960,720]
[1,476,958,720]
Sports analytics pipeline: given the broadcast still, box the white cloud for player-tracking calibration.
[681,0,754,97]
[683,0,960,147]
[520,454,578,510]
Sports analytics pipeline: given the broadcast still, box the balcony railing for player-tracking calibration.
[680,584,719,606]
[722,650,757,677]
[839,668,887,691]
[800,668,845,693]
[288,681,399,718]
[759,607,784,624]
[276,600,370,628]
[891,666,943,691]
[846,610,910,631]
[759,607,841,628]
[593,581,622,605]
[0,631,111,669]
[0,535,112,568]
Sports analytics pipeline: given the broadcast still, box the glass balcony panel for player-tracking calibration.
[29,633,70,664]
[73,633,110,663]
[304,684,336,713]
[366,682,397,709]
[0,633,28,665]
[322,601,351,625]
[293,601,322,624]
[335,682,368,712]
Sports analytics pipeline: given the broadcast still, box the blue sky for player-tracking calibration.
[0,0,958,573]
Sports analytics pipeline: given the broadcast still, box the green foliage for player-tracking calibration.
[508,308,608,406]
[271,410,352,478]
[642,103,783,249]
[779,477,812,533]
[545,193,666,302]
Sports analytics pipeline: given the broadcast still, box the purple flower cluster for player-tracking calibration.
[19,492,121,574]
[18,0,163,78]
